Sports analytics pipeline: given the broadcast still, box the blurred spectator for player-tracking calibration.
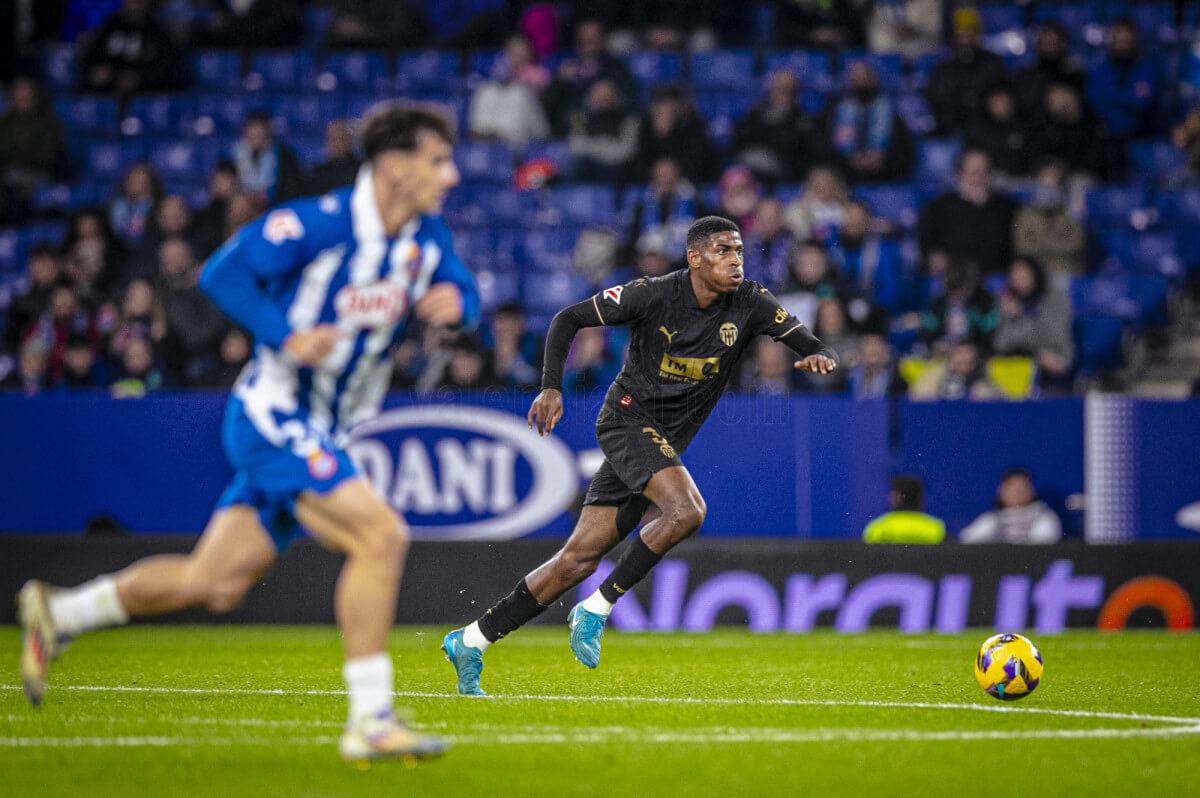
[468,36,552,152]
[192,328,251,389]
[110,335,165,397]
[231,112,304,206]
[830,201,907,313]
[776,242,846,329]
[54,332,109,391]
[1012,159,1086,280]
[925,8,1008,136]
[63,207,130,300]
[910,340,1003,401]
[0,339,50,396]
[222,191,265,242]
[626,156,699,264]
[1171,105,1200,177]
[437,333,502,391]
[917,149,1017,274]
[847,333,908,399]
[106,278,178,378]
[109,162,162,246]
[742,198,794,291]
[1029,82,1105,180]
[131,194,197,277]
[562,326,620,393]
[80,0,177,94]
[867,0,943,57]
[797,297,852,393]
[959,468,1063,544]
[632,231,676,279]
[543,18,638,137]
[0,77,65,193]
[774,0,866,49]
[862,474,945,544]
[28,282,95,381]
[818,62,915,184]
[732,70,813,183]
[992,256,1074,383]
[306,121,362,196]
[3,246,62,355]
[483,302,541,389]
[191,160,240,257]
[327,0,430,49]
[1014,21,1087,116]
[196,0,302,49]
[156,236,225,381]
[713,167,763,232]
[964,80,1032,179]
[784,166,848,245]
[566,79,639,182]
[631,85,713,184]
[1087,17,1161,171]
[742,338,793,396]
[918,259,996,353]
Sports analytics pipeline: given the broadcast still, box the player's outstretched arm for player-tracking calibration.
[527,388,563,436]
[751,288,839,374]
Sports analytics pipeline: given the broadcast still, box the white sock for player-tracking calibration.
[48,576,130,637]
[343,653,394,726]
[580,589,614,616]
[461,621,491,652]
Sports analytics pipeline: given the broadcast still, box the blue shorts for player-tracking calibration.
[215,396,359,551]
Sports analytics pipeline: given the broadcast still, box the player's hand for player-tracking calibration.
[795,355,837,375]
[284,325,339,366]
[527,389,563,437]
[415,283,464,327]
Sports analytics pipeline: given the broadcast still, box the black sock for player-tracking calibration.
[598,533,662,604]
[476,579,546,643]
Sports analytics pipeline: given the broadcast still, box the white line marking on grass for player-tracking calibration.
[3,684,1197,727]
[0,736,340,748]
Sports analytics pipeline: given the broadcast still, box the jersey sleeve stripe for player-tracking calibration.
[773,322,804,341]
[592,294,607,325]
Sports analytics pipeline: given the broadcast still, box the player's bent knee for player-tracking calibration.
[356,510,409,562]
[665,497,706,534]
[554,548,600,585]
[203,574,257,613]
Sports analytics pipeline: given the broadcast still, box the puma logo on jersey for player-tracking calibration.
[659,326,679,343]
[334,282,409,328]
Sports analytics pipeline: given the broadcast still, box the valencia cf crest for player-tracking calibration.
[719,323,738,347]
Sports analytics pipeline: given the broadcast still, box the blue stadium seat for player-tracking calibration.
[245,50,317,92]
[544,185,617,227]
[191,50,243,92]
[290,137,327,169]
[149,140,221,183]
[521,271,591,312]
[492,227,525,269]
[1032,3,1096,43]
[452,229,495,263]
[194,95,257,136]
[896,93,936,135]
[1073,313,1124,373]
[42,44,78,91]
[318,51,389,92]
[123,95,194,137]
[623,52,683,87]
[1073,272,1168,327]
[915,138,961,184]
[1174,222,1200,275]
[1128,140,1188,178]
[977,3,1025,33]
[395,51,461,91]
[839,52,905,92]
[761,50,833,92]
[1112,3,1180,44]
[33,183,106,213]
[1099,229,1183,278]
[53,96,118,136]
[20,221,68,248]
[854,184,920,229]
[690,50,755,90]
[523,139,570,169]
[303,4,333,47]
[467,50,502,81]
[694,90,757,122]
[521,229,577,264]
[906,53,943,93]
[0,229,22,275]
[485,188,538,227]
[86,140,146,181]
[455,141,514,184]
[474,268,521,311]
[272,94,341,138]
[1086,185,1149,223]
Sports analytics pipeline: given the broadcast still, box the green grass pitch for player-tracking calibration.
[2,626,1198,797]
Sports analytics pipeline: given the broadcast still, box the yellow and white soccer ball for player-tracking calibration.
[974,633,1043,701]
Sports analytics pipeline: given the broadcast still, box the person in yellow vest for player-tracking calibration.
[863,474,946,544]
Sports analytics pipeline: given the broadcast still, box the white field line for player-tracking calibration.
[2,725,1199,748]
[3,684,1196,727]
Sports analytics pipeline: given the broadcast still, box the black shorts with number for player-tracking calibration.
[583,395,684,519]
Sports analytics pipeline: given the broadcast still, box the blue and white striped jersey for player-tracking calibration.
[199,166,480,441]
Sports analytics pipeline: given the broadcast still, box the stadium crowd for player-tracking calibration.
[1,0,1198,399]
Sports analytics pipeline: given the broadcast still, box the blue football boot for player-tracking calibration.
[567,604,609,669]
[441,628,486,696]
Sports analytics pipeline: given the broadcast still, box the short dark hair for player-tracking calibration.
[685,216,740,252]
[890,474,925,512]
[243,110,272,128]
[27,244,59,261]
[361,105,456,160]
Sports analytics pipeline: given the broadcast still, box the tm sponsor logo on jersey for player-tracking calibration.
[659,354,721,383]
[334,283,410,328]
[345,406,576,539]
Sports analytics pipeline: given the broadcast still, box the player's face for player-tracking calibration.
[693,231,744,293]
[383,131,461,214]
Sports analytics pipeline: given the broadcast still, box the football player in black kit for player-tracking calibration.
[442,216,837,694]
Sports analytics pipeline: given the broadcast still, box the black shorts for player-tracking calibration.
[583,400,684,513]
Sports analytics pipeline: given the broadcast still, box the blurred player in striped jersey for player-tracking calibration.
[17,105,479,766]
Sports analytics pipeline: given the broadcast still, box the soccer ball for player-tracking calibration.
[974,633,1043,701]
